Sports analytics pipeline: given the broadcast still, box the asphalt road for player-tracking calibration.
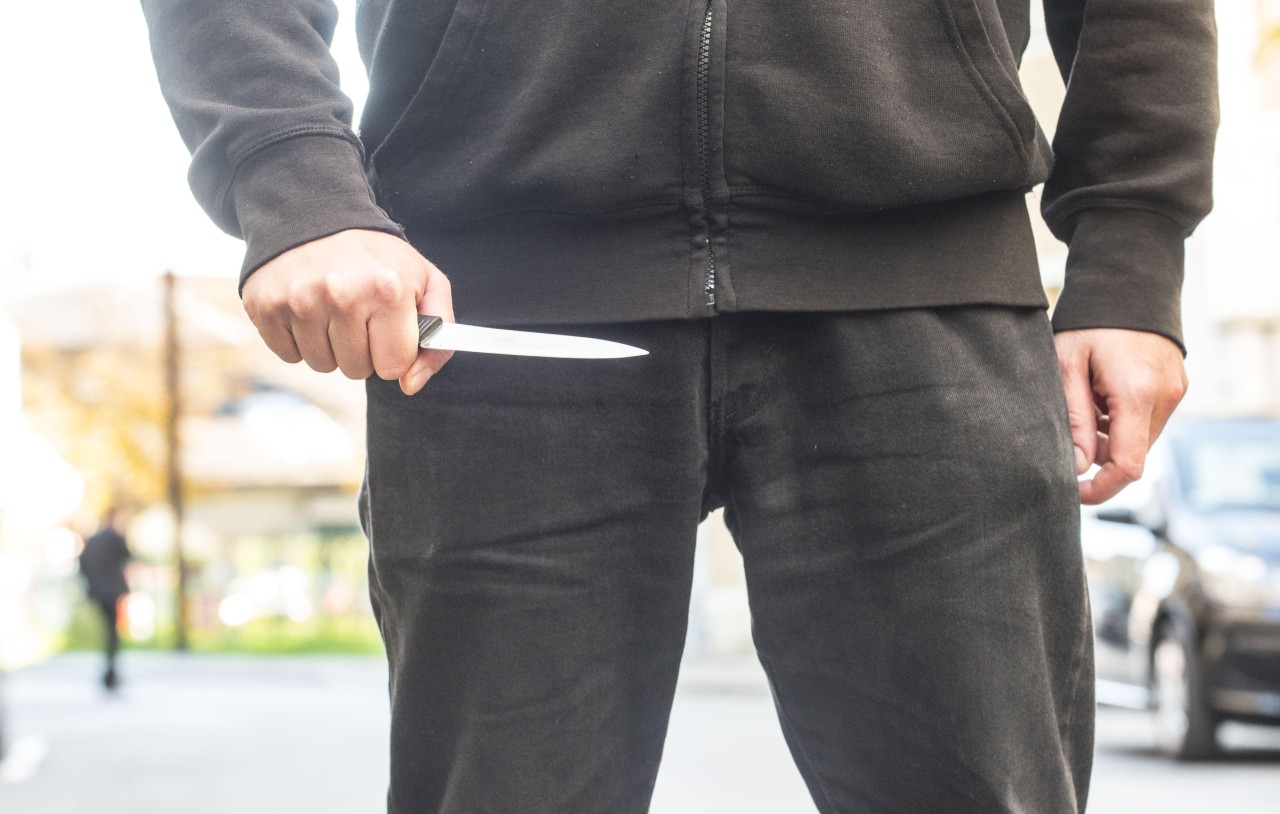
[2,653,1278,813]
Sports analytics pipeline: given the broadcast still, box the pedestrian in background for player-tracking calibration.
[79,508,131,691]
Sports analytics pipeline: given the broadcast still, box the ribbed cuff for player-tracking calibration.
[230,133,404,294]
[1050,208,1187,354]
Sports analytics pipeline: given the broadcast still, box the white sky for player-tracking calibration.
[0,0,367,292]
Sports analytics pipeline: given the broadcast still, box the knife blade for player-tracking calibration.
[417,315,647,359]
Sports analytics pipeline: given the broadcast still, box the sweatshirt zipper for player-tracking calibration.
[696,0,716,308]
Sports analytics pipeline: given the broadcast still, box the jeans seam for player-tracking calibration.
[1058,574,1091,775]
[706,317,728,514]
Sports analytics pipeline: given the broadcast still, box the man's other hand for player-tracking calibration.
[1055,328,1187,505]
[242,229,454,396]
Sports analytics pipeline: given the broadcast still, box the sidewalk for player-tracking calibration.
[0,653,396,814]
[4,652,1280,813]
[0,652,810,814]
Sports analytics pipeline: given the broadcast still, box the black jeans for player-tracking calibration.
[361,308,1092,813]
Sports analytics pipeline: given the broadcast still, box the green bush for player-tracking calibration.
[61,597,384,655]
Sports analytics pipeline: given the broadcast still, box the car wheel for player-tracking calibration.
[1152,620,1219,760]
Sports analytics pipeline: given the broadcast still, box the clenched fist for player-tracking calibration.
[242,229,455,395]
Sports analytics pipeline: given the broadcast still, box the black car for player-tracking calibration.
[1082,417,1280,759]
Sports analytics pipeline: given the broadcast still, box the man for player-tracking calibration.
[142,1,1216,811]
[80,508,131,691]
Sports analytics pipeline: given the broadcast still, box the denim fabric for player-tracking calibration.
[361,307,1092,813]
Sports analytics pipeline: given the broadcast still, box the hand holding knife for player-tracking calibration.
[240,230,643,398]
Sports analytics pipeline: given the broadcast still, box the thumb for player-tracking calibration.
[400,263,455,396]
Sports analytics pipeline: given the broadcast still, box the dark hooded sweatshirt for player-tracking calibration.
[141,0,1217,348]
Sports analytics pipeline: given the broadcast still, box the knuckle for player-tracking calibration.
[286,283,321,321]
[259,297,292,324]
[368,267,406,305]
[325,273,360,311]
[246,287,287,322]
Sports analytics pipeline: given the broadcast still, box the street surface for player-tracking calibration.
[2,652,1279,813]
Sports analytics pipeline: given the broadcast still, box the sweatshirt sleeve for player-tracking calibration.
[1040,0,1219,352]
[141,0,404,293]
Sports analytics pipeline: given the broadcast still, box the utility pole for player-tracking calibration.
[163,270,190,650]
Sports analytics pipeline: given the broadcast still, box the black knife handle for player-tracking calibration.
[417,315,444,344]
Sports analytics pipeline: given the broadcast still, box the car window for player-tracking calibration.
[1175,430,1280,511]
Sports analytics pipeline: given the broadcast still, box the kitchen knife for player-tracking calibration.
[417,315,647,359]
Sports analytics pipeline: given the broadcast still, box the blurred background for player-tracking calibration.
[2,1,1280,812]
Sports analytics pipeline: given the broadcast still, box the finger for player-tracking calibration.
[329,314,375,380]
[244,297,303,364]
[253,315,303,364]
[1079,396,1151,505]
[400,348,454,396]
[1093,391,1109,418]
[1058,350,1098,474]
[1093,430,1111,470]
[291,317,339,374]
[368,303,419,381]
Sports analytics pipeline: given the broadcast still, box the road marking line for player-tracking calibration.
[0,736,50,785]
